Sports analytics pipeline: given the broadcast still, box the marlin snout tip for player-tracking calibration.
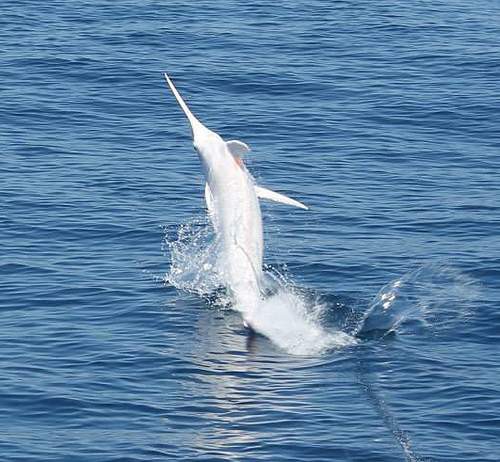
[163,72,173,86]
[163,72,204,137]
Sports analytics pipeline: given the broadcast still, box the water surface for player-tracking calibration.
[2,1,500,461]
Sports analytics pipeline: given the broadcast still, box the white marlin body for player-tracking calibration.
[164,74,307,326]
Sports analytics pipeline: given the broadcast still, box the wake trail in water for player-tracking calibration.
[356,360,426,462]
[165,217,356,355]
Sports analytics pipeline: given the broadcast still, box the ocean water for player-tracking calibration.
[2,1,500,461]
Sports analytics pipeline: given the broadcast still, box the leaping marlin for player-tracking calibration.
[164,73,308,327]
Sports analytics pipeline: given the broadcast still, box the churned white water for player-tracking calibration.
[165,217,356,355]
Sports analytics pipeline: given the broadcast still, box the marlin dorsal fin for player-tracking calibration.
[226,140,250,157]
[255,186,308,210]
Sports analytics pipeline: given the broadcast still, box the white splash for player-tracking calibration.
[165,217,222,297]
[249,288,356,355]
[165,218,356,355]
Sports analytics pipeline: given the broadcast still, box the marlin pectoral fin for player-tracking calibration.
[255,186,309,210]
[205,183,214,215]
[226,140,250,157]
[205,183,216,224]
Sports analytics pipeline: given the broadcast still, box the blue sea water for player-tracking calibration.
[2,0,500,460]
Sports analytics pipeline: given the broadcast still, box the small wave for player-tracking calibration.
[358,262,480,336]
